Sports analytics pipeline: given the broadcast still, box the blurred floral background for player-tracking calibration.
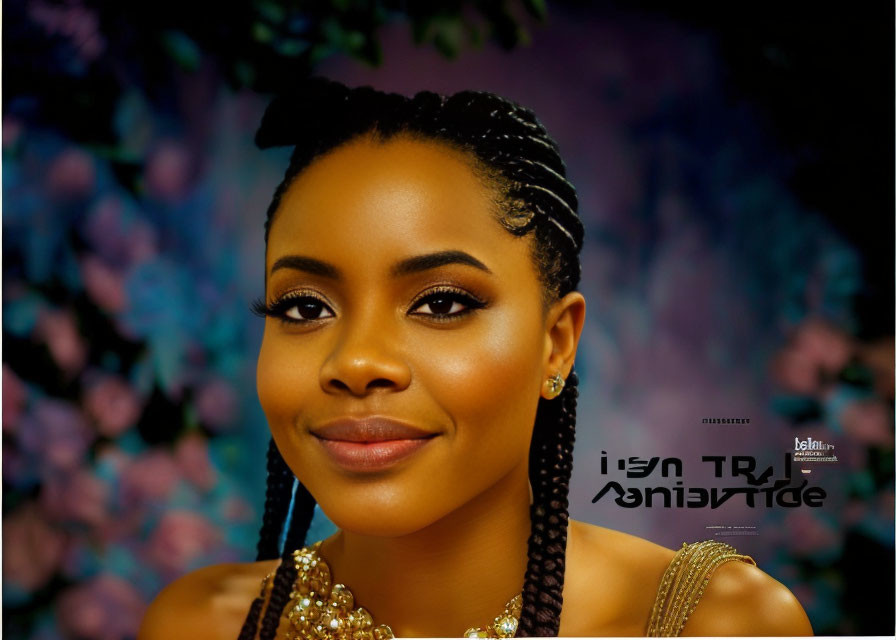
[3,1,893,638]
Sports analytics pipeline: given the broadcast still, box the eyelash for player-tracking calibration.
[408,286,487,321]
[252,286,486,325]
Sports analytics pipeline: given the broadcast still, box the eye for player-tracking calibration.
[252,293,335,324]
[409,287,486,319]
[283,296,334,321]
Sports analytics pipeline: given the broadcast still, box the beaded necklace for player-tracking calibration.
[260,542,522,639]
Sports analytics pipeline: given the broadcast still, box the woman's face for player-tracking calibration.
[258,135,562,537]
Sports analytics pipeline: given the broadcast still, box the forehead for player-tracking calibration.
[266,136,537,278]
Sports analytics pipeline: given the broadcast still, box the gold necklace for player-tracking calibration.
[262,542,522,639]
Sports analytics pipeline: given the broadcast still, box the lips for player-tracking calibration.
[311,417,437,472]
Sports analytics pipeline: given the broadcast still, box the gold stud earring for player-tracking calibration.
[543,373,565,399]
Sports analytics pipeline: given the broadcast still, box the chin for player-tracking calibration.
[306,477,463,539]
[316,498,443,538]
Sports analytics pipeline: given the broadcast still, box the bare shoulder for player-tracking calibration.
[561,520,677,635]
[561,521,812,637]
[138,559,279,640]
[682,559,813,636]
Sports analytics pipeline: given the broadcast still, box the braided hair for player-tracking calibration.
[242,77,584,638]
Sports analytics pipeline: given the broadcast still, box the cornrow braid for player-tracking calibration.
[245,77,584,638]
[257,439,295,561]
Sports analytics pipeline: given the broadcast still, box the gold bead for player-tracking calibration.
[373,624,394,640]
[543,373,565,399]
[495,615,518,637]
[355,607,373,630]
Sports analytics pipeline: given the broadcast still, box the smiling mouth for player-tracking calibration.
[311,417,438,472]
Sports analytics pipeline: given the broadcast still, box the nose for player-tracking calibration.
[319,316,412,397]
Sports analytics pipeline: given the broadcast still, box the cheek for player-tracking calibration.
[256,328,316,434]
[419,308,545,454]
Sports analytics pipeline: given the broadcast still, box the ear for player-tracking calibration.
[541,291,586,396]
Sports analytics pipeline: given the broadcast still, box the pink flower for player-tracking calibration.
[119,449,181,507]
[770,347,820,395]
[81,255,127,313]
[793,319,855,376]
[840,399,894,446]
[126,221,159,263]
[144,510,220,577]
[83,374,142,438]
[34,308,87,376]
[84,197,159,266]
[195,378,239,431]
[222,497,255,523]
[144,141,194,202]
[3,364,27,434]
[28,1,105,62]
[3,116,23,149]
[19,399,93,471]
[772,319,856,395]
[175,434,217,491]
[2,502,67,592]
[41,467,109,528]
[46,148,96,199]
[56,575,146,640]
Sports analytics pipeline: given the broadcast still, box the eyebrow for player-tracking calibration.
[269,255,341,279]
[268,250,492,279]
[390,250,492,277]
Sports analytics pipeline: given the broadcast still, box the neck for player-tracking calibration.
[317,465,532,637]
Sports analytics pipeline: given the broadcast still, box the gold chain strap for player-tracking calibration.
[646,540,756,637]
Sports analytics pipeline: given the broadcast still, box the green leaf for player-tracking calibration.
[160,30,201,72]
[256,1,286,23]
[252,21,276,43]
[233,60,255,87]
[521,0,548,21]
[276,38,310,57]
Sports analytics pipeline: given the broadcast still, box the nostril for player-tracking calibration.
[328,379,350,392]
[367,378,394,389]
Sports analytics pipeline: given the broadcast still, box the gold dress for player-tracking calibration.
[646,540,756,637]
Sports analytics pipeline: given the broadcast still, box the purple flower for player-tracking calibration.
[40,467,110,528]
[18,398,93,472]
[195,378,239,431]
[83,196,159,267]
[56,575,146,640]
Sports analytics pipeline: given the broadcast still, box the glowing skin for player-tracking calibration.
[258,136,568,536]
[256,135,584,634]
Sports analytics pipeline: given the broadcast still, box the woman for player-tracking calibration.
[140,78,812,638]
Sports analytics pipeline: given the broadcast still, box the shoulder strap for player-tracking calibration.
[646,540,756,637]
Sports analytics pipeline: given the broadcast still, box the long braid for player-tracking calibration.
[250,78,584,637]
[257,483,317,640]
[238,442,317,639]
[257,439,295,561]
[518,372,578,636]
